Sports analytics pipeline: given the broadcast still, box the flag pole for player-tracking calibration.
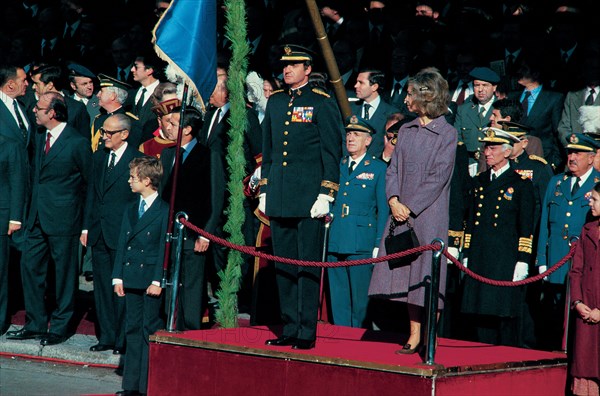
[161,83,189,287]
[304,0,352,120]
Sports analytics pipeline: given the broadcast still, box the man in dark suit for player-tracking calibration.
[125,51,164,144]
[7,92,92,346]
[29,65,90,139]
[0,64,33,150]
[349,69,397,157]
[260,45,343,350]
[83,114,143,354]
[112,156,168,396]
[199,66,262,286]
[511,60,564,170]
[0,135,27,335]
[160,106,226,330]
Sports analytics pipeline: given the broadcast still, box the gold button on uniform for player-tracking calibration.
[495,206,499,209]
[343,192,347,196]
[494,214,498,218]
[284,131,289,135]
[287,111,291,115]
[345,182,350,185]
[480,195,484,199]
[476,212,481,217]
[475,221,479,225]
[283,162,287,166]
[478,203,482,208]
[566,212,571,217]
[568,201,573,206]
[283,151,287,156]
[283,141,288,145]
[285,121,289,125]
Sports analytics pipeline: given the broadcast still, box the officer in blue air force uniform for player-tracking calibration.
[535,133,600,350]
[327,116,388,328]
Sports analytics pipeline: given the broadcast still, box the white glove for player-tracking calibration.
[310,194,334,218]
[372,247,379,259]
[249,167,262,191]
[258,193,266,213]
[447,247,459,264]
[512,261,529,281]
[538,265,548,281]
[462,257,468,269]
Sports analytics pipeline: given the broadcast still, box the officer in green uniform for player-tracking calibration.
[259,45,343,350]
[91,74,140,152]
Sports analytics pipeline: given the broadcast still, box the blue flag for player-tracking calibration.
[153,0,217,102]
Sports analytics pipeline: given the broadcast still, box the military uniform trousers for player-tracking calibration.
[327,253,373,328]
[270,216,324,342]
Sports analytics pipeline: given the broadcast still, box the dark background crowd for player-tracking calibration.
[2,0,600,389]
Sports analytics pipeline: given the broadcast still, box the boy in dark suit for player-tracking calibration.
[113,156,168,396]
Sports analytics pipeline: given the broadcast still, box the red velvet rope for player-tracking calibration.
[442,243,578,287]
[180,218,577,286]
[180,218,436,267]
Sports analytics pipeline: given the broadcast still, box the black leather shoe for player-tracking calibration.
[265,336,296,346]
[115,390,140,395]
[113,347,126,355]
[90,343,114,352]
[6,329,43,340]
[40,333,67,346]
[292,339,316,350]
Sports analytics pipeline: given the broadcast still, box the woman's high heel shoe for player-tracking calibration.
[395,342,420,355]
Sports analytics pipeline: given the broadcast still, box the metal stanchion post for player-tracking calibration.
[561,236,579,352]
[318,213,334,322]
[425,238,444,365]
[165,212,188,332]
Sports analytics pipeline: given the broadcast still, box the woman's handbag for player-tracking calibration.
[385,217,421,270]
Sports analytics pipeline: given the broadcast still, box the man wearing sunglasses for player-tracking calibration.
[82,114,144,355]
[7,92,92,346]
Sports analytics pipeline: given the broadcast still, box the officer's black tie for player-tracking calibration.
[349,160,356,175]
[571,176,581,195]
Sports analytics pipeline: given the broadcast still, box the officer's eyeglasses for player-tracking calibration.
[100,128,126,136]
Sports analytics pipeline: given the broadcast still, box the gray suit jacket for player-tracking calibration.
[454,97,494,157]
[558,87,600,142]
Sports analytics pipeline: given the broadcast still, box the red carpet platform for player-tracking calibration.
[148,324,567,396]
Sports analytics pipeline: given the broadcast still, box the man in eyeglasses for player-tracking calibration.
[7,92,91,346]
[82,114,144,355]
[90,74,141,152]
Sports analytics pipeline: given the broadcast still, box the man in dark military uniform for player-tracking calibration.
[500,121,553,348]
[461,128,535,347]
[90,74,140,152]
[259,45,343,350]
[536,133,600,350]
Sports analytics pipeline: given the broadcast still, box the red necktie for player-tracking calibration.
[456,82,468,105]
[45,132,51,155]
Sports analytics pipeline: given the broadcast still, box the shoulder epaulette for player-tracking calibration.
[125,112,139,121]
[312,88,330,98]
[271,89,284,95]
[457,141,464,146]
[529,154,548,165]
[521,175,529,180]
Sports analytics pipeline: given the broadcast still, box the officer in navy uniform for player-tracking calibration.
[536,133,600,350]
[90,74,140,152]
[461,128,535,347]
[260,45,343,350]
[498,121,553,348]
[327,115,387,328]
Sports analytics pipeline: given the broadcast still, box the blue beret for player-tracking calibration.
[469,67,500,84]
[67,63,96,79]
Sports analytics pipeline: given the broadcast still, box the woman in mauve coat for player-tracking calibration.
[569,182,600,396]
[368,68,457,354]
